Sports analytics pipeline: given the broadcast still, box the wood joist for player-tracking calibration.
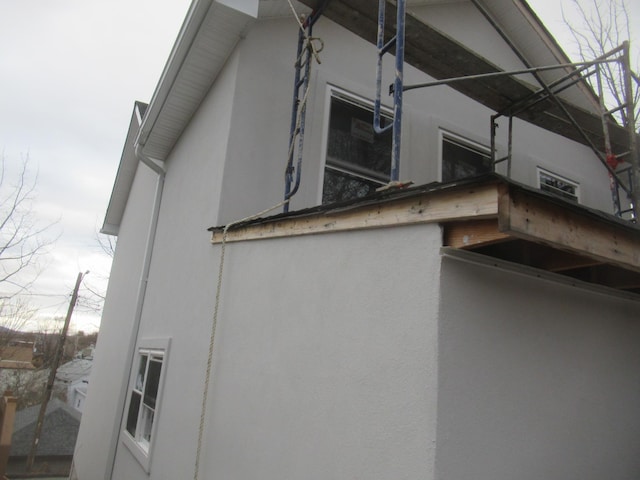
[211,177,640,296]
[299,0,629,155]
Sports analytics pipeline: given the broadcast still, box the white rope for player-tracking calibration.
[194,199,289,480]
[194,4,324,475]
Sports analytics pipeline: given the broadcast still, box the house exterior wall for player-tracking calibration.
[217,14,613,224]
[436,255,640,480]
[109,46,242,480]
[121,223,442,480]
[76,5,635,479]
[73,163,159,479]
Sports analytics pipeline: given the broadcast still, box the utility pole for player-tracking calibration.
[26,271,88,472]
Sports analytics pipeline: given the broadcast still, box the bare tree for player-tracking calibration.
[562,0,639,125]
[0,298,36,347]
[0,154,57,301]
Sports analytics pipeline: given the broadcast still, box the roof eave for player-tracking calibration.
[101,102,147,236]
[135,0,259,161]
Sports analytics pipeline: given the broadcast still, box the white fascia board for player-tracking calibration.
[101,102,146,236]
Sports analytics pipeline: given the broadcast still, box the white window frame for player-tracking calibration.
[319,86,394,204]
[121,337,170,473]
[438,129,491,182]
[537,167,580,202]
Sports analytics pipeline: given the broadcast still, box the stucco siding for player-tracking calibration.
[198,224,440,479]
[73,163,159,480]
[436,255,640,479]
[217,16,612,222]
[109,49,242,480]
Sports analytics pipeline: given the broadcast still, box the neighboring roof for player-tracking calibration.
[0,343,35,370]
[10,399,81,457]
[55,359,92,385]
[210,174,640,297]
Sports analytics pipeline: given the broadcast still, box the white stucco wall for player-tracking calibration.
[77,5,635,479]
[73,162,159,479]
[436,254,640,479]
[197,224,442,480]
[217,14,613,224]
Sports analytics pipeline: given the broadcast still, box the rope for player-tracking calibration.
[194,199,289,480]
[286,0,322,63]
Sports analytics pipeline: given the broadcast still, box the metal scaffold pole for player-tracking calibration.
[622,41,639,220]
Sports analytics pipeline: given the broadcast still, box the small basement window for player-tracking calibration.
[441,131,492,182]
[322,90,392,204]
[537,168,579,202]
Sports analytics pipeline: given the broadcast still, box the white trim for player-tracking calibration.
[121,337,171,474]
[440,247,639,302]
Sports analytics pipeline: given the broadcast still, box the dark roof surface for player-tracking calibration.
[10,399,81,457]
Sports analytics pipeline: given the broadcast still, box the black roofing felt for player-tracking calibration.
[208,173,640,234]
[10,399,81,457]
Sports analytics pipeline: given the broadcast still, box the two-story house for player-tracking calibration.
[72,1,640,479]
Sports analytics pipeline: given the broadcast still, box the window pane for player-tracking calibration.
[143,359,162,409]
[322,167,383,204]
[539,170,578,201]
[135,355,148,392]
[126,392,141,437]
[141,405,154,446]
[442,138,491,182]
[327,97,391,180]
[323,95,392,205]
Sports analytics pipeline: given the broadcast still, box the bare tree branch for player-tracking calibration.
[0,154,58,301]
[563,0,639,126]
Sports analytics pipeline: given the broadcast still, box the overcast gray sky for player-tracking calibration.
[0,0,638,333]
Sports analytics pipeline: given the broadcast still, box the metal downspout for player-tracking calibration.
[104,145,166,480]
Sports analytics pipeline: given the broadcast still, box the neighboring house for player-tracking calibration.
[55,358,93,413]
[73,1,640,479]
[8,399,81,477]
[0,342,35,371]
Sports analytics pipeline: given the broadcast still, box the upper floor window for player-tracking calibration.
[537,167,579,202]
[322,90,392,204]
[122,338,170,472]
[441,131,492,182]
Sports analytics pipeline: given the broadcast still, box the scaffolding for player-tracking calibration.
[295,0,640,221]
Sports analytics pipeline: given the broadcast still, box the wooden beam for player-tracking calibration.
[443,219,511,248]
[212,183,500,243]
[498,184,640,272]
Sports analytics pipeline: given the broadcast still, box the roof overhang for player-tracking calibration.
[102,102,147,236]
[103,0,269,235]
[210,176,640,297]
[136,0,260,161]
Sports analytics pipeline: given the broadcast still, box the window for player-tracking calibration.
[441,131,492,182]
[122,338,169,471]
[322,91,392,204]
[537,167,579,201]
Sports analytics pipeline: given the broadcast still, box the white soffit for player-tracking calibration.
[138,0,259,161]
